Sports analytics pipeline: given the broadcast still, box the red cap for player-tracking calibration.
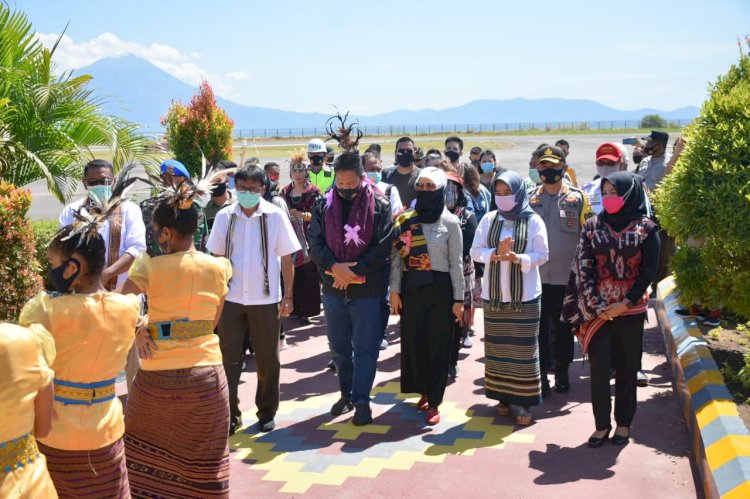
[596,143,622,163]
[445,171,464,187]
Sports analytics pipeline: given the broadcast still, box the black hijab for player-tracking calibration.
[599,171,648,231]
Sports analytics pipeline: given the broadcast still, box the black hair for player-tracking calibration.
[480,148,496,162]
[216,159,237,170]
[361,151,380,168]
[426,148,442,157]
[532,143,551,157]
[470,146,482,155]
[234,165,266,185]
[48,226,106,277]
[264,161,279,171]
[333,150,364,175]
[83,159,113,178]
[364,143,382,159]
[395,136,414,150]
[152,202,199,237]
[445,136,464,151]
[555,139,570,148]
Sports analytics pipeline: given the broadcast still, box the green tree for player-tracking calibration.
[0,4,159,202]
[640,114,668,129]
[653,40,750,316]
[161,80,234,176]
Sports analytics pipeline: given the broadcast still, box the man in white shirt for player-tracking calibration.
[207,165,301,435]
[59,159,147,390]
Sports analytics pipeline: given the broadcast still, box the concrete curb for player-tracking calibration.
[656,276,750,498]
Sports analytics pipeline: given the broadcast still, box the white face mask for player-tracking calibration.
[596,164,620,179]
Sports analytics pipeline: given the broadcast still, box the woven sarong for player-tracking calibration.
[38,438,129,498]
[124,365,230,498]
[484,297,542,407]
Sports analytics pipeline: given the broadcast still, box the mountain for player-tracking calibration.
[78,55,700,131]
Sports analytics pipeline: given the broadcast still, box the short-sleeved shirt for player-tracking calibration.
[528,184,593,286]
[206,199,301,306]
[59,199,147,288]
[382,165,421,209]
[638,153,671,191]
[128,250,231,371]
[19,292,140,451]
[0,322,56,498]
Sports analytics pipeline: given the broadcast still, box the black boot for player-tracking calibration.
[554,362,570,393]
[541,375,551,398]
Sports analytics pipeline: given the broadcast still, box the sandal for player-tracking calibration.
[496,402,510,416]
[515,406,532,426]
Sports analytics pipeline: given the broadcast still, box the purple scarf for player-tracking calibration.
[324,181,375,262]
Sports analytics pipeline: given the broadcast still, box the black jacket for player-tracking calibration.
[308,194,393,299]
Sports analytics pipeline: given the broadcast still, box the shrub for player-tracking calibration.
[0,181,42,320]
[31,220,58,290]
[640,114,668,128]
[161,80,234,176]
[653,41,750,317]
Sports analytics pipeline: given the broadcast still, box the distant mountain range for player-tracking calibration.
[78,55,700,131]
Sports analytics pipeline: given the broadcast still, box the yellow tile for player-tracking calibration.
[687,370,727,396]
[723,480,750,499]
[705,435,750,470]
[318,421,391,440]
[696,400,739,428]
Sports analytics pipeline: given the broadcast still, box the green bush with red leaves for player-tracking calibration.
[0,181,42,320]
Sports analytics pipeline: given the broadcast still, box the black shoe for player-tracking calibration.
[300,317,311,326]
[587,426,612,448]
[331,397,354,416]
[229,416,242,436]
[327,359,337,372]
[541,378,552,398]
[352,403,373,426]
[448,364,460,378]
[637,370,649,387]
[612,428,630,445]
[554,373,570,393]
[259,419,276,432]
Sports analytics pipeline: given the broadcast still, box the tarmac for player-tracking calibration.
[220,301,700,498]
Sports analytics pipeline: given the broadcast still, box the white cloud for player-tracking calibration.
[36,32,251,102]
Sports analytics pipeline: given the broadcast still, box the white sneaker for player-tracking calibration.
[279,338,288,351]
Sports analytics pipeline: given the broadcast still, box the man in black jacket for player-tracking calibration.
[308,150,393,426]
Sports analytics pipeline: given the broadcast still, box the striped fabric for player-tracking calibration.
[484,297,542,407]
[487,217,529,311]
[38,438,129,498]
[124,366,230,498]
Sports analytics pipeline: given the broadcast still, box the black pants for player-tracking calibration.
[218,301,280,424]
[538,284,574,373]
[654,228,675,289]
[588,313,646,431]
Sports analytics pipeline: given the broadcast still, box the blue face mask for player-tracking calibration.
[237,191,260,209]
[528,168,542,185]
[367,171,382,184]
[87,185,112,204]
[480,162,495,173]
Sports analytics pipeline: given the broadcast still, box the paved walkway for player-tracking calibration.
[227,302,700,498]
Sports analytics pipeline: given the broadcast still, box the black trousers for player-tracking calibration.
[218,301,280,424]
[588,313,646,431]
[538,284,574,373]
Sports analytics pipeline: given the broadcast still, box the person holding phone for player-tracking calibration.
[391,167,465,426]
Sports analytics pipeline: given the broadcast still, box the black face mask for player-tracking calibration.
[445,150,460,162]
[415,188,445,223]
[211,182,228,197]
[310,156,324,166]
[396,150,414,167]
[48,258,81,293]
[539,167,565,184]
[337,187,358,201]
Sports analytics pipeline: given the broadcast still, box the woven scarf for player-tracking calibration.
[486,215,528,311]
[392,209,434,288]
[324,182,375,262]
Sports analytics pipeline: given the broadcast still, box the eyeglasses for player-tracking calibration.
[84,178,112,187]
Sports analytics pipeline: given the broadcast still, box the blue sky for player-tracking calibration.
[17,0,750,114]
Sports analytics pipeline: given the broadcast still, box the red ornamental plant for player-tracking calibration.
[161,80,234,176]
[0,181,43,321]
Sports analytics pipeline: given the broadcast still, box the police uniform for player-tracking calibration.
[528,182,593,391]
[308,164,334,193]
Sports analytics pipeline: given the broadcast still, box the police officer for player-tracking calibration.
[307,138,335,192]
[528,146,593,396]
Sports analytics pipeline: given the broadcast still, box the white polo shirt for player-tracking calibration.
[206,198,301,306]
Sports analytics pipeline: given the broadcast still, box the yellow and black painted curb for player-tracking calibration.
[656,276,750,499]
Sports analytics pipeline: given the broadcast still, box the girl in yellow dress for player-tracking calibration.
[0,322,57,498]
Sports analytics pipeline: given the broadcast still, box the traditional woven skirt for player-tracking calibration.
[124,365,230,498]
[484,298,542,407]
[293,261,321,318]
[38,438,129,498]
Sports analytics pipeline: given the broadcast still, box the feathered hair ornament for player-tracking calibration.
[289,148,307,169]
[144,161,236,217]
[55,162,140,248]
[325,109,363,152]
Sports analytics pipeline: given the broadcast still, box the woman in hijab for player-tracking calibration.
[391,167,465,426]
[470,171,549,426]
[562,171,660,447]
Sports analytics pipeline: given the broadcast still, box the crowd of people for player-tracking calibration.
[1,123,684,497]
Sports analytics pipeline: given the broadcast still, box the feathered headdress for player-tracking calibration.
[56,162,140,247]
[289,148,307,169]
[325,110,363,152]
[144,162,236,217]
